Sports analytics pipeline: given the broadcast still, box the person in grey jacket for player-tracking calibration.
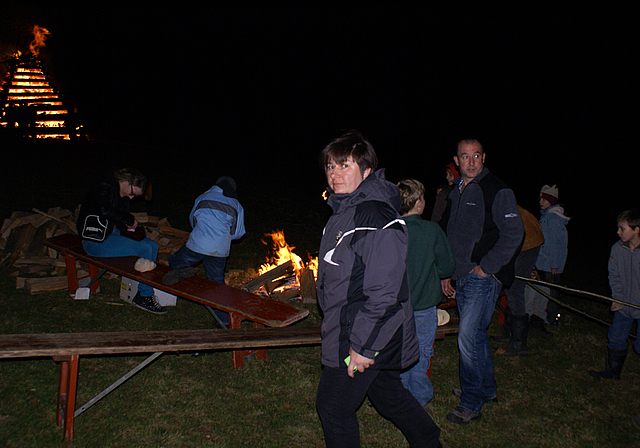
[534,184,570,325]
[315,130,441,448]
[442,139,523,424]
[590,209,640,380]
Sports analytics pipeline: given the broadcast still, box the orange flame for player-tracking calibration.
[259,230,304,275]
[29,25,51,57]
[258,230,318,279]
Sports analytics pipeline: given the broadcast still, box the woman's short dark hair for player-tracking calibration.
[114,167,148,192]
[320,129,378,176]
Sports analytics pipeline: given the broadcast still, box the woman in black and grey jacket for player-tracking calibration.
[315,130,441,448]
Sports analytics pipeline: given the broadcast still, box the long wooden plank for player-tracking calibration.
[0,326,322,359]
[43,234,309,327]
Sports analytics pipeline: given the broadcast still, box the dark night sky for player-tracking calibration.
[2,3,638,254]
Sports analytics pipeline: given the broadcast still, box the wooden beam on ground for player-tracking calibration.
[244,261,294,293]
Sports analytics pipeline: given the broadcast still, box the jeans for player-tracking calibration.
[316,366,441,448]
[400,307,437,406]
[456,272,501,413]
[607,311,640,353]
[83,228,158,297]
[169,245,229,325]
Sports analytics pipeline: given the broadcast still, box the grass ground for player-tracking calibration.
[1,274,639,447]
[1,140,639,447]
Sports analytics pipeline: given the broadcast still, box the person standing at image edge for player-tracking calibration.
[590,209,640,380]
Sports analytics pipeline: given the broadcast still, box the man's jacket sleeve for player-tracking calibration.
[479,189,523,276]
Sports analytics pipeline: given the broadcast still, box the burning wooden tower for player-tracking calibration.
[0,26,85,140]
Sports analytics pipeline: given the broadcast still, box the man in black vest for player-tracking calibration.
[442,139,523,424]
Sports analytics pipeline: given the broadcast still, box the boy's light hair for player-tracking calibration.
[618,209,640,229]
[397,179,425,215]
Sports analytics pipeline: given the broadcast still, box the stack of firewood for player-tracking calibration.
[0,207,191,294]
[243,260,317,304]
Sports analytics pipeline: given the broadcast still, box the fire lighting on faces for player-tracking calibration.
[326,156,371,195]
[454,141,485,182]
[120,181,143,199]
[539,196,552,210]
[617,222,640,244]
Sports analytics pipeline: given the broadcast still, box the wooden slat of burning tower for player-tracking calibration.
[0,55,84,140]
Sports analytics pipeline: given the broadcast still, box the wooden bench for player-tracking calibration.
[43,234,310,368]
[0,326,322,441]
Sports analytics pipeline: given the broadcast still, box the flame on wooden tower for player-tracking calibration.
[0,26,85,140]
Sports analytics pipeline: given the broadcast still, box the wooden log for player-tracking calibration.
[19,265,52,275]
[2,214,49,239]
[266,277,288,294]
[244,261,294,293]
[271,288,301,302]
[146,228,161,240]
[13,256,56,266]
[131,213,159,226]
[158,245,176,254]
[157,237,172,246]
[23,276,69,294]
[0,224,38,274]
[32,208,69,225]
[299,267,317,303]
[0,218,12,236]
[61,218,78,235]
[158,227,190,239]
[44,207,73,219]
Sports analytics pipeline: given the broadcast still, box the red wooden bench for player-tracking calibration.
[43,233,310,368]
[0,326,322,441]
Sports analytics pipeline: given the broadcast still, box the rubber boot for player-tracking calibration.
[493,308,512,343]
[589,348,627,380]
[546,300,561,325]
[529,314,553,339]
[503,314,529,356]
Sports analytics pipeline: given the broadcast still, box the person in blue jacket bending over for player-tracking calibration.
[163,176,246,326]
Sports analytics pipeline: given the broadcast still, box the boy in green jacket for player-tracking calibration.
[397,179,456,406]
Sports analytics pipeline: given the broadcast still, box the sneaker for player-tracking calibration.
[132,291,167,314]
[446,405,481,424]
[162,266,196,285]
[452,388,498,404]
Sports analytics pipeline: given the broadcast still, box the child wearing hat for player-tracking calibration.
[533,184,570,325]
